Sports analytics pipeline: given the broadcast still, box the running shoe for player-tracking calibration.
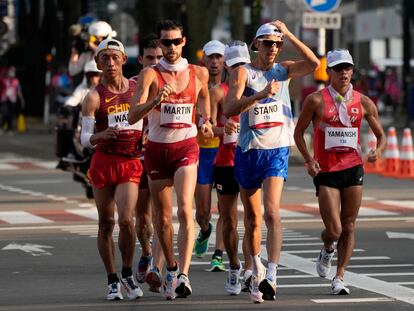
[136,255,152,283]
[106,282,123,300]
[146,267,162,293]
[331,277,350,295]
[225,265,242,295]
[208,255,226,272]
[120,275,143,300]
[316,248,335,277]
[241,270,252,293]
[175,273,192,298]
[259,278,277,300]
[194,223,213,258]
[249,268,266,303]
[163,268,179,300]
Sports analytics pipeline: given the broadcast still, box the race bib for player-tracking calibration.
[108,112,143,131]
[223,123,240,145]
[160,103,193,128]
[325,127,358,151]
[248,100,284,129]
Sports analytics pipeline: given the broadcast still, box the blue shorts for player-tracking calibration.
[197,147,218,184]
[234,146,289,189]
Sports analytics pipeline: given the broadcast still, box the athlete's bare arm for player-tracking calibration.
[294,92,323,177]
[209,86,224,137]
[272,20,320,79]
[128,67,171,125]
[195,66,214,138]
[361,94,386,162]
[81,90,119,144]
[224,66,280,118]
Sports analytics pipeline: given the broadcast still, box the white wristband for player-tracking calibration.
[81,116,95,148]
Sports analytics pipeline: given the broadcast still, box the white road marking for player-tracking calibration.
[363,272,414,277]
[272,252,414,305]
[379,200,414,209]
[0,211,53,224]
[303,203,398,216]
[312,297,394,303]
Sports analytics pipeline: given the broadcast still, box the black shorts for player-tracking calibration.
[139,159,149,190]
[313,165,364,196]
[214,166,239,195]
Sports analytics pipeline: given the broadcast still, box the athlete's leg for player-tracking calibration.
[336,185,362,278]
[195,183,213,232]
[262,176,284,263]
[135,188,152,257]
[318,186,342,248]
[218,192,240,268]
[174,164,197,275]
[115,182,139,268]
[240,187,262,272]
[148,178,175,268]
[94,186,116,274]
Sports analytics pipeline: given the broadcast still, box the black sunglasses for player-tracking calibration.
[160,38,184,47]
[330,63,354,72]
[258,39,283,48]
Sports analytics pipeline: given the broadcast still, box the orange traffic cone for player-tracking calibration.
[398,128,414,179]
[381,127,400,177]
[364,128,383,174]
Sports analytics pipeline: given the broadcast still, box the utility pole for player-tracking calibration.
[402,0,412,125]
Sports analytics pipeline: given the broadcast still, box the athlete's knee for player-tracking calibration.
[118,217,134,231]
[341,221,356,235]
[223,217,238,234]
[98,218,115,235]
[263,208,281,225]
[325,225,342,241]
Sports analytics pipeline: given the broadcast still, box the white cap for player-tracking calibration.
[88,21,115,38]
[203,40,225,56]
[96,38,125,56]
[84,60,101,73]
[250,23,283,51]
[225,42,251,67]
[327,49,354,67]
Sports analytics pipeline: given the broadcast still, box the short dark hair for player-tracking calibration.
[157,19,184,37]
[139,33,158,57]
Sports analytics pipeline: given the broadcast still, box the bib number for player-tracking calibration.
[108,112,143,131]
[325,127,358,152]
[160,103,193,128]
[248,100,284,129]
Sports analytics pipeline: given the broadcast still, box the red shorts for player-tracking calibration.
[139,159,149,190]
[87,150,142,189]
[145,137,199,180]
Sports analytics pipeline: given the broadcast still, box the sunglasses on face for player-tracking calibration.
[257,39,283,48]
[160,38,184,47]
[330,63,354,72]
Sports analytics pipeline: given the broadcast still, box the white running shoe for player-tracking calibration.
[249,268,266,303]
[175,274,192,298]
[241,270,252,292]
[225,265,242,295]
[259,278,277,300]
[316,248,335,277]
[106,282,123,300]
[120,275,143,300]
[163,269,179,300]
[331,277,350,295]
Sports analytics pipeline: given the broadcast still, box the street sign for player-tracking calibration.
[302,12,341,29]
[304,0,341,13]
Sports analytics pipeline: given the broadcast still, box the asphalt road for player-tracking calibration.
[0,131,413,310]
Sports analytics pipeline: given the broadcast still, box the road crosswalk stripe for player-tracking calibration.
[0,211,53,224]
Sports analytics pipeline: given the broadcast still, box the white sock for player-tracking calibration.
[266,262,278,282]
[251,254,263,274]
